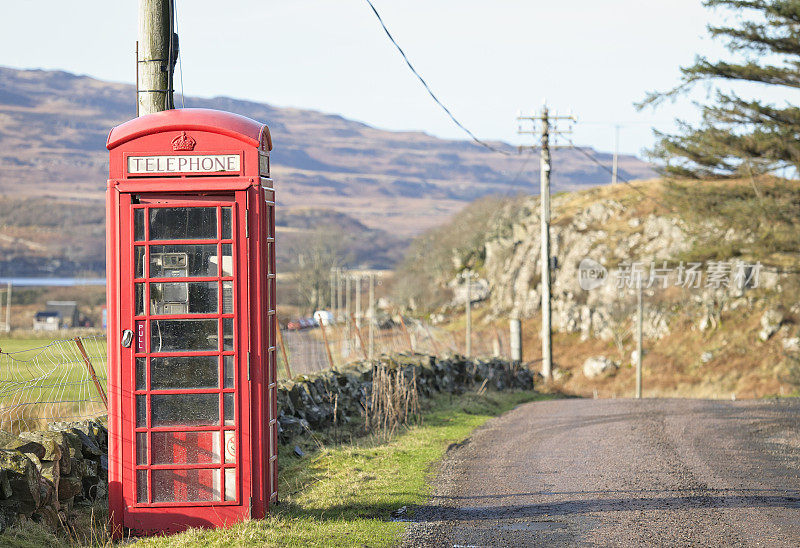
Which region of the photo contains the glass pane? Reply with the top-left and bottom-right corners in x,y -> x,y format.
136,432 -> 148,465
136,395 -> 147,427
135,283 -> 145,316
150,319 -> 217,352
152,431 -> 221,464
135,246 -> 145,278
224,431 -> 235,464
150,282 -> 218,315
222,281 -> 233,314
221,207 -> 232,239
225,468 -> 235,501
149,207 -> 217,240
149,244 -> 218,278
223,319 -> 234,351
151,393 -> 220,427
134,209 -> 145,241
151,356 -> 218,390
152,468 -> 221,503
221,244 -> 233,276
137,469 -> 148,503
223,356 -> 234,388
136,357 -> 146,390
224,393 -> 234,426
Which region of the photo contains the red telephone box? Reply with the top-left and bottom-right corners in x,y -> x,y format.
105,109 -> 277,536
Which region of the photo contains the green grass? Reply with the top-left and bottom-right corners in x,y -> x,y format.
128,390 -> 551,548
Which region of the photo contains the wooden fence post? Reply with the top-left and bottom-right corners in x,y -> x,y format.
276,327 -> 293,379
350,313 -> 369,360
398,315 -> 414,351
318,321 -> 336,370
74,337 -> 108,409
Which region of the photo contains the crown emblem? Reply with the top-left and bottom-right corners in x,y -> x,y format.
171,131 -> 196,151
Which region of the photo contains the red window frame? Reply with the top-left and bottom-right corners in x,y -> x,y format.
119,193 -> 251,512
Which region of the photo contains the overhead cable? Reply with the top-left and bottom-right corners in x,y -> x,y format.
363,0 -> 511,156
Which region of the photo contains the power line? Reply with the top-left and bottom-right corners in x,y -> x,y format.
564,136 -> 675,212
509,149 -> 537,185
363,0 -> 511,156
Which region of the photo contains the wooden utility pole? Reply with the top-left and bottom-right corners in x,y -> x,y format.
517,104 -> 575,381
138,0 -> 175,115
337,269 -> 344,323
354,274 -> 362,328
345,274 -> 351,341
539,108 -> 552,379
636,280 -> 643,399
368,273 -> 375,360
464,271 -> 472,358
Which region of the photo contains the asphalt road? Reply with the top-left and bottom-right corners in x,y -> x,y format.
402,398 -> 800,547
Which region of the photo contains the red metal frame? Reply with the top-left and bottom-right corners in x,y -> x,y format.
106,109 -> 275,537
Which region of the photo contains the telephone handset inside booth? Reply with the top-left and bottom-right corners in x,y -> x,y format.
150,253 -> 189,315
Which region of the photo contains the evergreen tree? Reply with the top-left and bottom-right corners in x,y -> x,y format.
641,0 -> 800,178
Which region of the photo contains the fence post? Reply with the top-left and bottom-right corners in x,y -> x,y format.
276,327 -> 293,379
74,337 -> 108,409
350,313 -> 369,360
424,324 -> 442,356
492,327 -> 502,358
510,316 -> 522,362
318,321 -> 336,370
398,315 -> 414,352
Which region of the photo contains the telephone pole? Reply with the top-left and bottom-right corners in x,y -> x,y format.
368,273 -> 375,360
517,103 -> 575,381
464,271 -> 472,358
138,0 -> 177,115
636,279 -> 643,399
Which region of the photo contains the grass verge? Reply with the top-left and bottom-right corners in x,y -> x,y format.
126,390 -> 549,547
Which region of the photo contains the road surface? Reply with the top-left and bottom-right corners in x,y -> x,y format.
402,398 -> 800,547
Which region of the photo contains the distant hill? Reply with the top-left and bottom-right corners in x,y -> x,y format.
0,66 -> 655,275
0,66 -> 655,237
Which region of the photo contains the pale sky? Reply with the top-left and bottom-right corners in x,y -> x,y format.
0,1 -> 790,157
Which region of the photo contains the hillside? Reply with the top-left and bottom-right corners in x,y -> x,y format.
394,177 -> 800,398
0,66 -> 654,239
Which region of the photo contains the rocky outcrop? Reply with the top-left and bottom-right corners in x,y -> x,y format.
479,195 -> 692,341
759,308 -> 784,341
582,356 -> 618,379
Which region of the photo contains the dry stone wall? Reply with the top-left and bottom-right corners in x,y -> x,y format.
0,354 -> 535,534
0,419 -> 107,533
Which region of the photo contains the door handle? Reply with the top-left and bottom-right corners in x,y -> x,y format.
121,329 -> 134,348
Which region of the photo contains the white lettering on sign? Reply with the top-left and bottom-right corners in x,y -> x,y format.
127,154 -> 241,175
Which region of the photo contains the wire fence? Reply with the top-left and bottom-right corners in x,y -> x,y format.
0,319 -> 506,432
277,317 -> 511,379
0,336 -> 108,433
